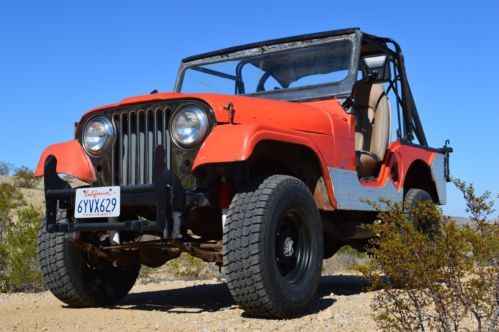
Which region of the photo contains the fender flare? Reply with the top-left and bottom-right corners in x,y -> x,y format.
192,123 -> 337,208
34,140 -> 96,184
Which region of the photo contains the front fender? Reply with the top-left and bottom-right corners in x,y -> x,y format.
34,140 -> 96,184
193,123 -> 337,209
193,123 -> 329,169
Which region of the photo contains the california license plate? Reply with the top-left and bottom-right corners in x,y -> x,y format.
74,186 -> 120,218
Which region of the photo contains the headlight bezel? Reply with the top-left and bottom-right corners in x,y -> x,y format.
170,104 -> 210,150
82,115 -> 115,156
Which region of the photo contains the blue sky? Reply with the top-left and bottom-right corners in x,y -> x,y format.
0,1 -> 498,217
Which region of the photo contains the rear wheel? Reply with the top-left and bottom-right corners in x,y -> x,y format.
37,210 -> 140,307
404,188 -> 438,234
223,175 -> 323,318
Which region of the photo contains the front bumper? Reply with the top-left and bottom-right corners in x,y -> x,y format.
44,146 -> 176,237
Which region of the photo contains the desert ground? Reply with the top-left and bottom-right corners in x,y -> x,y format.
0,274 -> 377,332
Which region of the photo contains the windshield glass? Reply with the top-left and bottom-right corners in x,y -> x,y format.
178,35 -> 357,101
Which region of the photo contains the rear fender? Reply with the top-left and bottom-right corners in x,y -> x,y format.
34,140 -> 96,184
193,123 -> 337,209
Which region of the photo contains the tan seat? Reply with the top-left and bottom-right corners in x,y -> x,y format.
353,83 -> 391,178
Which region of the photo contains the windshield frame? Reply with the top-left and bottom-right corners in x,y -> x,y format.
174,30 -> 362,102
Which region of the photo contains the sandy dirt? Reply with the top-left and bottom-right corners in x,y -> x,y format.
0,275 -> 378,332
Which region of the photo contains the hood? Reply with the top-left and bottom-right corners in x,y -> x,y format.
82,92 -> 345,135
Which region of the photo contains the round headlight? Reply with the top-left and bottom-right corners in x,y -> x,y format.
171,105 -> 209,148
82,116 -> 114,155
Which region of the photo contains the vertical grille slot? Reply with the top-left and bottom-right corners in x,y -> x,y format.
114,105 -> 171,186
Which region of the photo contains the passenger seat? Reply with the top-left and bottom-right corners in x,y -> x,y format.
353,83 -> 391,178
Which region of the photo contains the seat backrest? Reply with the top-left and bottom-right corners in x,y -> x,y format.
353,83 -> 391,175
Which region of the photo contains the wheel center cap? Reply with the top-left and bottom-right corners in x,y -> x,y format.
283,237 -> 294,257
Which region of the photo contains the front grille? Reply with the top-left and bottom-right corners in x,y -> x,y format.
112,104 -> 171,185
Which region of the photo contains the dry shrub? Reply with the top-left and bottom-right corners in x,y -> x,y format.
166,253 -> 210,279
322,245 -> 369,274
0,183 -> 24,212
359,180 -> 498,332
0,183 -> 44,292
12,166 -> 39,189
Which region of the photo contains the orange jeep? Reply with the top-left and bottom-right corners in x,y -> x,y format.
35,28 -> 452,317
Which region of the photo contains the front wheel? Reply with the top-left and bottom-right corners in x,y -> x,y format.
223,175 -> 323,318
37,210 -> 140,307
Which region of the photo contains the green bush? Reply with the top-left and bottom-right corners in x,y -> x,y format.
166,253 -> 206,279
0,183 -> 24,257
0,183 -> 24,213
12,166 -> 39,189
359,180 -> 498,332
0,183 -> 44,292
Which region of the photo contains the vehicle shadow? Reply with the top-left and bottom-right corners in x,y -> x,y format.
115,274 -> 370,316
319,274 -> 370,296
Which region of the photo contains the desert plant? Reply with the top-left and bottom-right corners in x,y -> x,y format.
166,253 -> 207,279
0,161 -> 13,176
0,207 -> 44,292
322,245 -> 369,274
453,179 -> 499,331
0,183 -> 24,256
0,183 -> 44,292
12,166 -> 39,189
0,183 -> 24,213
359,181 -> 498,332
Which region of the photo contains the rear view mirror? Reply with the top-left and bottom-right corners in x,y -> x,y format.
362,55 -> 391,82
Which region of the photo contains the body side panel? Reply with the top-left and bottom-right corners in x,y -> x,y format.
329,141 -> 444,210
304,99 -> 356,170
431,154 -> 447,204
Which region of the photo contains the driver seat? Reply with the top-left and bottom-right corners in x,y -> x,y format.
353,83 -> 391,178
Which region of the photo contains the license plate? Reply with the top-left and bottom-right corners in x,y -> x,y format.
75,186 -> 120,218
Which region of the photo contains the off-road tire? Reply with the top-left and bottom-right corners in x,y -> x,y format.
404,188 -> 438,234
37,210 -> 140,307
223,175 -> 323,318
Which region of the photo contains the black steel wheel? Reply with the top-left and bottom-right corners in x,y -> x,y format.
223,175 -> 323,318
275,209 -> 313,281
